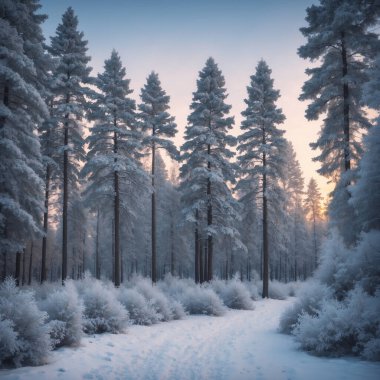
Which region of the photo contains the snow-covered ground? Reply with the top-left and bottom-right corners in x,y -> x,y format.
1,298 -> 379,380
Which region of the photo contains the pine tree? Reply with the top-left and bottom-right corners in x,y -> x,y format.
236,60 -> 286,298
180,57 -> 241,282
49,7 -> 92,283
82,50 -> 145,286
298,0 -> 379,243
0,0 -> 48,283
304,178 -> 324,269
138,72 -> 178,283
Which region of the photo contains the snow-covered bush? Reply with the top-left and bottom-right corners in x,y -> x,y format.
244,280 -> 260,300
76,277 -> 129,334
315,231 -> 353,299
286,281 -> 302,297
133,277 -> 174,321
210,279 -> 254,310
281,231 -> 380,360
279,281 -> 333,334
178,285 -> 226,316
352,230 -> 380,296
117,287 -> 160,325
293,286 -> 380,360
0,278 -> 51,368
38,281 -> 83,348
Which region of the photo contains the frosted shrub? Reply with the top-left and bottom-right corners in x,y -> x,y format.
117,287 -> 160,325
211,279 -> 254,310
134,277 -> 174,321
353,231 -> 380,295
179,286 -> 226,316
315,231 -> 353,298
0,278 -> 50,368
158,274 -> 194,299
244,281 -> 260,300
38,281 -> 83,348
77,278 -> 129,334
292,285 -> 380,360
279,280 -> 332,334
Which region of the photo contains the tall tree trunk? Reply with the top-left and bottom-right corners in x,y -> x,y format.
15,251 -> 21,286
194,210 -> 199,283
41,164 -> 50,283
151,140 -> 157,283
62,92 -> 70,285
95,208 -> 100,279
207,143 -> 213,281
1,85 -> 9,282
341,32 -> 350,173
82,230 -> 86,276
262,144 -> 269,298
114,123 -> 120,287
200,238 -> 204,283
312,210 -> 318,270
22,248 -> 26,285
28,242 -> 33,285
170,215 -> 175,276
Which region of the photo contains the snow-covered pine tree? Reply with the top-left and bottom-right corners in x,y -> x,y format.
180,57 -> 241,282
279,142 -> 310,281
82,50 -> 146,286
236,59 -> 286,297
0,0 -> 48,283
298,0 -> 379,244
49,7 -> 92,283
304,178 -> 324,269
138,72 -> 178,283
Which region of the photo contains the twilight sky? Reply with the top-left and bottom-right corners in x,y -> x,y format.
39,0 -> 330,198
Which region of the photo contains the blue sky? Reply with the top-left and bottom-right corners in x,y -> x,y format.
39,0 -> 329,197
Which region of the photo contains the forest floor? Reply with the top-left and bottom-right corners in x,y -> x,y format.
1,298 -> 379,380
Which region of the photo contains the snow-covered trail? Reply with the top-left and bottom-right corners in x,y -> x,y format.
1,299 -> 379,380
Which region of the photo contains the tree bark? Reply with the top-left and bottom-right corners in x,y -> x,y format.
262,132 -> 269,298
95,208 -> 100,279
15,251 -> 21,286
151,139 -> 157,283
28,242 -> 33,285
62,91 -> 70,285
341,32 -> 351,173
22,248 -> 26,285
194,210 -> 199,283
41,164 -> 50,283
207,143 -> 213,281
170,215 -> 175,276
114,124 -> 120,287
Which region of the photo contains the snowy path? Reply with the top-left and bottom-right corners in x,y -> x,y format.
1,299 -> 379,380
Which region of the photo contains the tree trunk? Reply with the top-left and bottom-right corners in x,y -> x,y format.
262,145 -> 269,298
1,85 -> 9,282
22,248 -> 26,285
194,210 -> 199,283
341,32 -> 350,173
207,143 -> 213,281
95,208 -> 100,279
114,123 -> 120,287
200,238 -> 204,283
151,140 -> 157,283
41,164 -> 50,283
170,216 -> 175,276
62,92 -> 70,285
28,242 -> 33,285
15,251 -> 21,286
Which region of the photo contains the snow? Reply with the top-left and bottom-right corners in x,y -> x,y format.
1,298 -> 379,380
